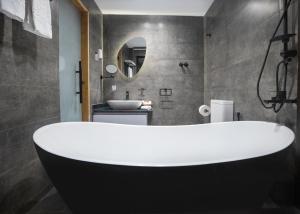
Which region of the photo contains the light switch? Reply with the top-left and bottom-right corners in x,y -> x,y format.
94,49 -> 103,61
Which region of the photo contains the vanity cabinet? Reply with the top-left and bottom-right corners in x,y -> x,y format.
93,113 -> 149,125
92,104 -> 152,125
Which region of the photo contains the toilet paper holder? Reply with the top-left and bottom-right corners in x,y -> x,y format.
199,105 -> 211,117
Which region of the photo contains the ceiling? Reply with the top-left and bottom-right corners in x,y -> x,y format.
95,0 -> 214,17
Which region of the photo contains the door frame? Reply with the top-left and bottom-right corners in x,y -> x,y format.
72,0 -> 90,121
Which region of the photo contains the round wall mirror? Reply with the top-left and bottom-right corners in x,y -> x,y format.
117,37 -> 146,79
106,64 -> 118,74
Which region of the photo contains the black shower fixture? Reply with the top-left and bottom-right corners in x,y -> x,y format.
179,62 -> 189,68
257,0 -> 297,113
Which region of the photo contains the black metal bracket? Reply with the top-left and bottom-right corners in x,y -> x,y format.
280,49 -> 297,59
100,75 -> 114,80
264,91 -> 297,104
75,61 -> 83,103
264,99 -> 297,104
270,33 -> 296,43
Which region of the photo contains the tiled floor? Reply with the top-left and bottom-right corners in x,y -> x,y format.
26,189 -> 71,214
26,189 -> 300,214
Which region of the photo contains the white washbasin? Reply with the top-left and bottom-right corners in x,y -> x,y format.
107,100 -> 143,110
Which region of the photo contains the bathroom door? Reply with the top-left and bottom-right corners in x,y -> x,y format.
59,0 -> 82,121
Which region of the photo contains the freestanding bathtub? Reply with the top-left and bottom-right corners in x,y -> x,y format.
33,121 -> 294,213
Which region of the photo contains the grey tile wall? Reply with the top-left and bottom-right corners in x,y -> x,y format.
103,15 -> 204,125
0,0 -> 60,213
204,0 -> 298,129
89,12 -> 103,106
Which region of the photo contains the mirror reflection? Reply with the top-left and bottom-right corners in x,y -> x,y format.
117,37 -> 146,79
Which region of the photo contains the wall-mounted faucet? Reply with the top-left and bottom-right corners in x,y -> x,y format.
126,91 -> 130,100
179,62 -> 189,69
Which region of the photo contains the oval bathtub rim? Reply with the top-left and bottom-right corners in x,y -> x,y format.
33,121 -> 295,168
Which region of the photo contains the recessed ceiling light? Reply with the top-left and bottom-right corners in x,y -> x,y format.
96,0 -> 215,17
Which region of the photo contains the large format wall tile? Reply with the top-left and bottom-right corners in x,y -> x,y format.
103,15 -> 204,125
204,0 -> 298,129
0,0 -> 60,213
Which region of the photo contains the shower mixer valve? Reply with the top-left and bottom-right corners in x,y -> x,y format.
264,91 -> 296,105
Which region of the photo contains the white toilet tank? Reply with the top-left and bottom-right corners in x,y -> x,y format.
210,100 -> 234,123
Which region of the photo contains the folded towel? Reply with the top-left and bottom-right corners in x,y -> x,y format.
128,67 -> 133,78
142,100 -> 152,106
23,0 -> 52,39
141,106 -> 152,111
0,0 -> 25,22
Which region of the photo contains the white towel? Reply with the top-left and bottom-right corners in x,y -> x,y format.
142,100 -> 152,106
141,106 -> 152,111
128,67 -> 133,78
0,0 -> 25,22
23,0 -> 52,39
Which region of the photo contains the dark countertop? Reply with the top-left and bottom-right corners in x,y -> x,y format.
92,103 -> 152,114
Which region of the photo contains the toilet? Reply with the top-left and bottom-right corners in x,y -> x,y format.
210,100 -> 234,123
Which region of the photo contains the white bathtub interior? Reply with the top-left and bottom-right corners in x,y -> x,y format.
33,121 -> 295,167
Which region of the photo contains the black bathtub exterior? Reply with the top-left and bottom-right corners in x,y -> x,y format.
35,145 -> 293,214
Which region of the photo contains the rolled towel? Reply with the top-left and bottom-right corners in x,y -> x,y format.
141,106 -> 152,111
23,0 -> 52,39
0,0 -> 25,22
128,67 -> 133,78
142,100 -> 152,106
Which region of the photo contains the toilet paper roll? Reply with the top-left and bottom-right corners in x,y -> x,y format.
199,105 -> 211,117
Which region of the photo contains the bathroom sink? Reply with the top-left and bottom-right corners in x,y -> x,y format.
107,100 -> 143,110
